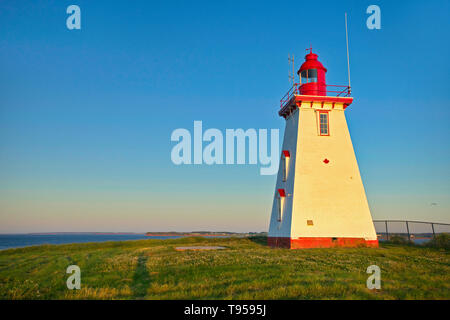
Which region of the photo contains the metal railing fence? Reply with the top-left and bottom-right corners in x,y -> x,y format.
373,220 -> 450,242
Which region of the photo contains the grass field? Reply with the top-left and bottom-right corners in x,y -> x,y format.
0,236 -> 449,300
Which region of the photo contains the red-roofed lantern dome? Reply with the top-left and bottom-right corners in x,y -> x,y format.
297,49 -> 327,96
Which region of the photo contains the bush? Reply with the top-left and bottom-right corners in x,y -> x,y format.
387,235 -> 410,245
427,233 -> 450,249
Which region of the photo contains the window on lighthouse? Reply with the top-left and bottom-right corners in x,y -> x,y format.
300,69 -> 318,84
277,196 -> 282,221
282,150 -> 290,182
277,189 -> 286,222
319,112 -> 329,136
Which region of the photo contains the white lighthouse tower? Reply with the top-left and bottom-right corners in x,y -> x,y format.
268,49 -> 378,248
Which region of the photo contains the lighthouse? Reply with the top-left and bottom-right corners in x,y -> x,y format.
268,49 -> 378,249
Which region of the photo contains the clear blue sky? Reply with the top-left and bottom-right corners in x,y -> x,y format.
0,0 -> 449,233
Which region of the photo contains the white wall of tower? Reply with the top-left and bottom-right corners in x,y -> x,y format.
268,101 -> 377,241
268,108 -> 299,238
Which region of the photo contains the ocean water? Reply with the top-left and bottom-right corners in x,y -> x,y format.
0,234 -> 182,250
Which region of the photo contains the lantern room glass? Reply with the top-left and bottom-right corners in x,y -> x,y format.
300,68 -> 318,84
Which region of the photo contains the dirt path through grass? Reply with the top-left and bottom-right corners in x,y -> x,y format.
131,255 -> 151,299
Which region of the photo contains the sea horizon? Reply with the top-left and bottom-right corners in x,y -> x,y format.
0,233 -> 183,250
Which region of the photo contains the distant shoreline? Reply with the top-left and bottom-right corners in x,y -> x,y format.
145,232 -> 267,237
0,233 -> 268,250
0,231 -> 266,236
0,234 -> 177,251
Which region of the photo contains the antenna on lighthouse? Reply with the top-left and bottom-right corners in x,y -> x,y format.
288,54 -> 295,85
345,12 -> 352,95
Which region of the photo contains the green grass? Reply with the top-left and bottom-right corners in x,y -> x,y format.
0,236 -> 449,299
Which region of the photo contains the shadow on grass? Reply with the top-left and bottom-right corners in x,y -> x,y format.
247,236 -> 268,247
131,255 -> 151,299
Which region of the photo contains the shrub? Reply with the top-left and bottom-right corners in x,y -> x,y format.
387,235 -> 410,245
427,233 -> 450,249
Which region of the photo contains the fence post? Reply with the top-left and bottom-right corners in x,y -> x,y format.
406,221 -> 410,241
431,223 -> 435,238
385,220 -> 389,241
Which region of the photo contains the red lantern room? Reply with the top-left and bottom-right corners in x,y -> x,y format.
297,49 -> 327,96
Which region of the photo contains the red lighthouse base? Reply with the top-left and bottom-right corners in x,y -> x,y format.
267,237 -> 379,249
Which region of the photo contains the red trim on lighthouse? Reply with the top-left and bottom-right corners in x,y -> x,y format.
282,150 -> 290,157
277,189 -> 286,197
268,237 -> 379,249
279,95 -> 353,118
293,95 -> 353,105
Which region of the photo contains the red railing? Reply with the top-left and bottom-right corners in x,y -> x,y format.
326,84 -> 352,97
280,83 -> 351,108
